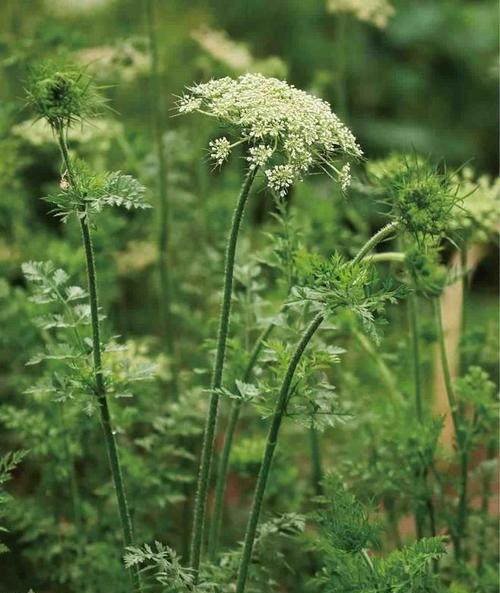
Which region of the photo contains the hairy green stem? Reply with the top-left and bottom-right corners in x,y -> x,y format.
57,127 -> 142,592
235,312 -> 324,593
235,221 -> 402,592
353,221 -> 400,265
433,297 -> 467,559
208,321 -> 275,559
145,0 -> 172,351
190,167 -> 258,575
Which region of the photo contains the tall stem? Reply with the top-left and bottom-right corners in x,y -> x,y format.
433,297 -> 467,559
334,14 -> 348,118
308,424 -> 323,496
235,220 -> 402,593
236,312 -> 324,593
145,0 -> 172,351
408,294 -> 423,422
208,321 -> 275,559
190,167 -> 258,575
57,127 -> 142,592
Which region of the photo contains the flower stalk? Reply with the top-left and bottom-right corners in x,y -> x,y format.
208,320 -> 275,559
235,221 -> 401,593
433,297 -> 468,559
145,0 -> 173,354
56,126 -> 142,592
190,166 -> 258,575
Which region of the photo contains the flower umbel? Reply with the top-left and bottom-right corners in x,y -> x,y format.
178,73 -> 362,194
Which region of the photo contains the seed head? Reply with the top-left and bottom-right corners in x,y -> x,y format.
178,73 -> 362,195
25,61 -> 106,130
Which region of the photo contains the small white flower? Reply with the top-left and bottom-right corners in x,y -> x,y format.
265,165 -> 296,198
339,163 -> 352,192
178,95 -> 203,114
209,136 -> 231,166
246,144 -> 274,170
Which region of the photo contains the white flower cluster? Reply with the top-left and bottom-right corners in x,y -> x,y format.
178,73 -> 362,195
339,163 -> 352,192
209,136 -> 231,166
327,0 -> 394,29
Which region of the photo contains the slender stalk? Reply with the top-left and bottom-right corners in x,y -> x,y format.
353,221 -> 400,265
208,321 -> 275,559
235,221 -> 402,593
190,167 -> 258,575
57,127 -> 142,592
408,294 -> 423,422
433,297 -> 467,560
145,0 -> 172,351
369,251 -> 406,263
353,329 -> 403,405
308,424 -> 323,496
334,13 -> 348,118
477,441 -> 496,571
236,312 -> 324,593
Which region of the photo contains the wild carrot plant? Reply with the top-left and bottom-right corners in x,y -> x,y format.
178,73 -> 361,575
25,62 -> 151,591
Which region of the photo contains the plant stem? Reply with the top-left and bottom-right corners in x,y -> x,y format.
145,0 -> 172,352
308,424 -> 323,496
433,297 -> 467,560
234,221 -> 401,593
353,221 -> 400,265
408,293 -> 423,422
334,13 -> 348,118
353,329 -> 403,405
190,167 -> 258,575
57,127 -> 142,592
369,251 -> 406,263
236,312 -> 324,593
208,321 -> 275,559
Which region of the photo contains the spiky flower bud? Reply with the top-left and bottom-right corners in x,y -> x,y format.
178,73 -> 362,195
368,154 -> 461,239
25,61 -> 106,130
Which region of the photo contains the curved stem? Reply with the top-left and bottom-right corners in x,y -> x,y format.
57,127 -> 142,592
190,167 -> 258,575
236,312 -> 324,593
208,321 -> 275,559
352,221 -> 400,265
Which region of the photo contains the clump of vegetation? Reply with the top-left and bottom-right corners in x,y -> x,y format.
0,2 -> 497,593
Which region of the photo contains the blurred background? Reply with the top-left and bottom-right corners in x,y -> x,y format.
0,1 -> 498,591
